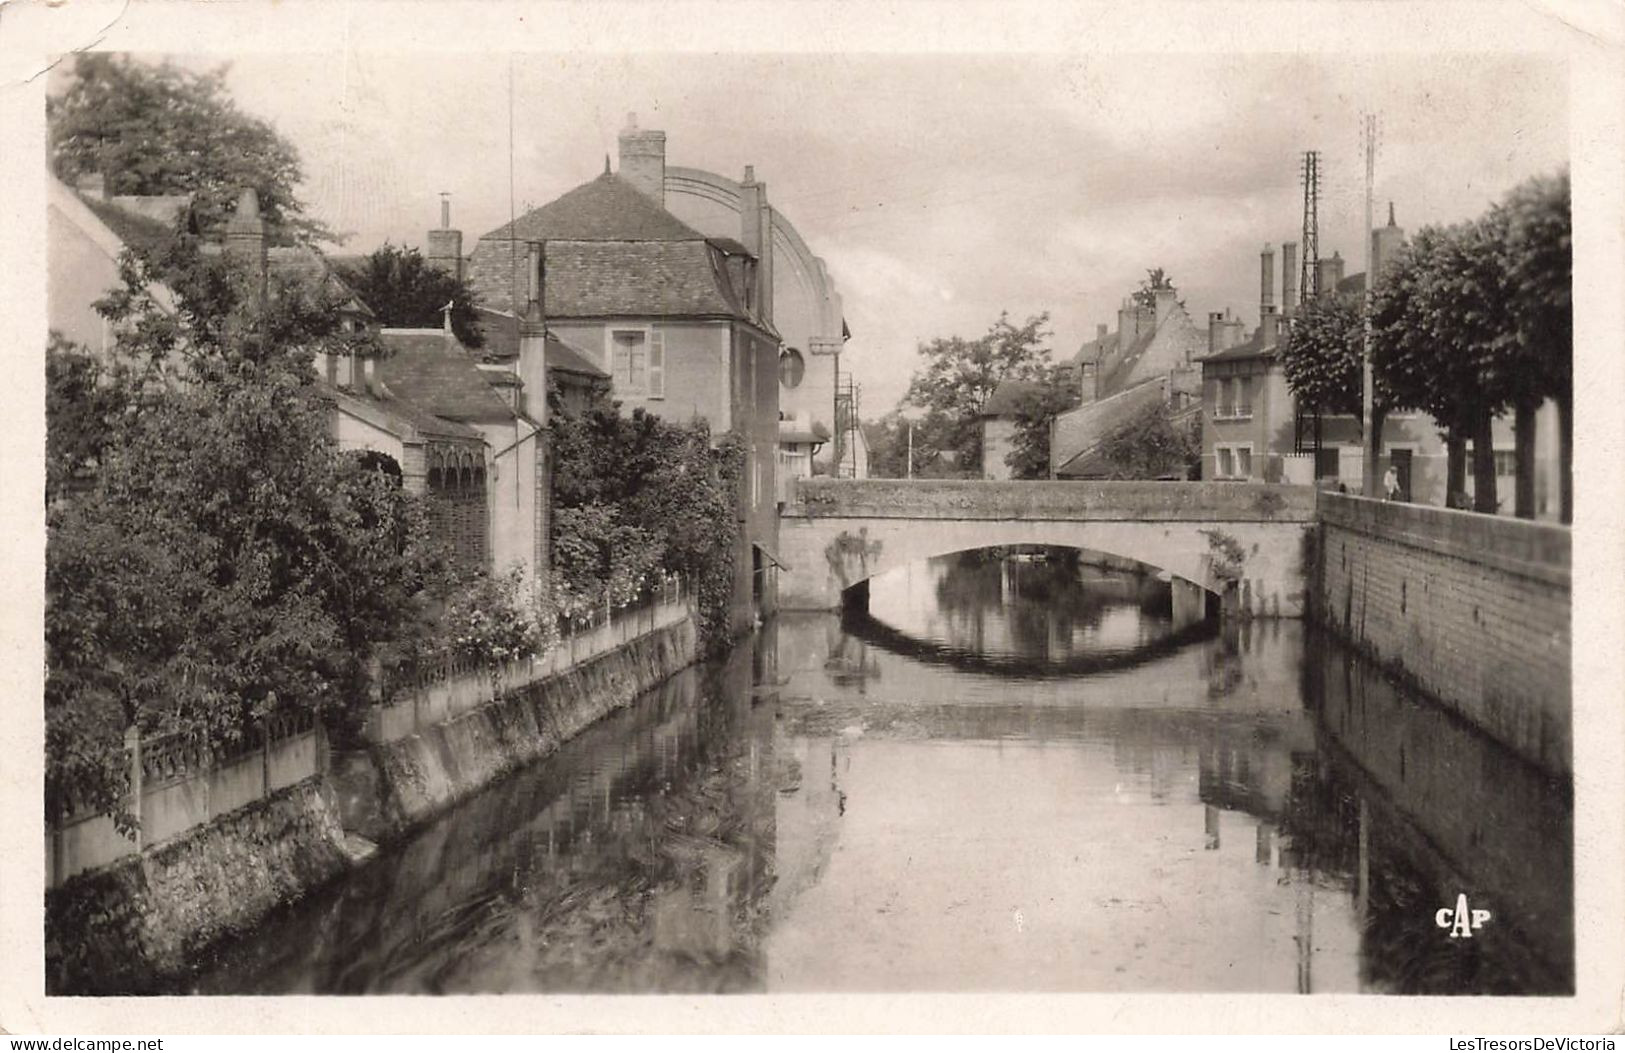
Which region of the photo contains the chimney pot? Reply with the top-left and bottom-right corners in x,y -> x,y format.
439,192 -> 451,230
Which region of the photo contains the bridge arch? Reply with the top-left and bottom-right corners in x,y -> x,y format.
777,479 -> 1316,619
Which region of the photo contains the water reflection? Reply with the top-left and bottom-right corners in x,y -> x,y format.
187,563 -> 1572,995
865,549 -> 1204,670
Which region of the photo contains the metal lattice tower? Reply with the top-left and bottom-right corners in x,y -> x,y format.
1299,150 -> 1321,302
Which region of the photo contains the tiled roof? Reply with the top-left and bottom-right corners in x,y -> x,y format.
546,335 -> 610,378
472,308 -> 610,378
1202,330 -> 1277,364
315,380 -> 484,442
375,329 -> 516,424
481,173 -> 704,242
545,240 -> 749,319
1052,376 -> 1168,475
1098,327 -> 1158,396
1070,331 -> 1118,368
980,378 -> 1050,418
77,193 -> 177,259
1058,399 -> 1200,479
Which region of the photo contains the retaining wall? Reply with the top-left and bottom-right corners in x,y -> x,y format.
342,617 -> 699,841
45,778 -> 350,995
1313,492 -> 1571,775
47,612 -> 701,993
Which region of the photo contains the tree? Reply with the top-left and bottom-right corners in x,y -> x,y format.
337,245 -> 485,349
1130,268 -> 1183,311
902,311 -> 1053,469
1005,364 -> 1082,479
1374,221 -> 1509,513
49,54 -> 331,244
45,334 -> 131,503
1094,400 -> 1200,480
1280,287 -> 1405,491
1492,170 -> 1571,521
46,245 -> 445,826
548,392 -> 742,651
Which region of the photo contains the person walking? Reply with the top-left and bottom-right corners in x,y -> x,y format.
1383,464 -> 1401,501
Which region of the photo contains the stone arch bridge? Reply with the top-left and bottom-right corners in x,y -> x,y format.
777,479 -> 1318,618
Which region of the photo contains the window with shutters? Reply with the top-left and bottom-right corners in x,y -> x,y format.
606,327 -> 663,398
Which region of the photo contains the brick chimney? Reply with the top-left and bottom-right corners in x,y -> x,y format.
1117,297 -> 1144,346
224,187 -> 267,304
1281,241 -> 1299,316
617,113 -> 666,206
739,166 -> 774,325
1208,308 -> 1245,355
1096,323 -> 1108,342
1153,286 -> 1178,324
520,241 -> 547,423
1315,250 -> 1345,296
427,192 -> 464,281
1260,243 -> 1275,320
1260,303 -> 1280,347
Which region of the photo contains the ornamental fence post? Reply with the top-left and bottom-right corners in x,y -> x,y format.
125,724 -> 143,851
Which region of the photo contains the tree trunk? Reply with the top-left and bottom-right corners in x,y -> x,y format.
1472,409 -> 1498,514
1513,398 -> 1537,519
1363,408 -> 1386,498
1558,392 -> 1572,525
1446,432 -> 1467,509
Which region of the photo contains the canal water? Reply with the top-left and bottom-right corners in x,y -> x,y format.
188,550 -> 1573,995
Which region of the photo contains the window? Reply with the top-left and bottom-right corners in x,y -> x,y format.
1215,443 -> 1253,480
607,328 -> 664,398
1494,449 -> 1517,478
779,348 -> 806,389
1215,377 -> 1251,419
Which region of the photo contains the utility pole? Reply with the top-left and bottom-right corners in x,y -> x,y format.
1360,114 -> 1380,498
906,420 -> 914,480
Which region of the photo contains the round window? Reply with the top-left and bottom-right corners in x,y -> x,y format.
779,348 -> 806,389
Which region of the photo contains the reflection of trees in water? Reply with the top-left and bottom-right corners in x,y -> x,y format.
930,548 -> 1170,659
190,650 -> 781,995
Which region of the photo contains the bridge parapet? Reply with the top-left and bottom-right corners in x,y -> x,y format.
788,478 -> 1316,523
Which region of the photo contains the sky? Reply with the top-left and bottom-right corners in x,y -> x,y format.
103,50 -> 1566,413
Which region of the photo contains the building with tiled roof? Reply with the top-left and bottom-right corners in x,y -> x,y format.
652,118 -> 861,479
1200,237 -> 1450,505
448,124 -> 788,625
47,175 -> 181,362
1048,284 -> 1205,478
978,378 -> 1049,479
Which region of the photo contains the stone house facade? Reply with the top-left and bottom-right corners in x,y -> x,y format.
459,162 -> 784,626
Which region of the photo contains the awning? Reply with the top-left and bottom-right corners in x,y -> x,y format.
753,543 -> 792,572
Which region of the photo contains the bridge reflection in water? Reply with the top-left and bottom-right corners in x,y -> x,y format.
186,553 -> 1572,996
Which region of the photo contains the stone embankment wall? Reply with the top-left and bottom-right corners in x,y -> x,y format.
340,618 -> 697,841
1313,492 -> 1570,775
45,779 -> 351,994
46,616 -> 700,994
